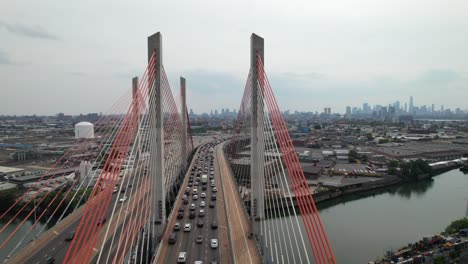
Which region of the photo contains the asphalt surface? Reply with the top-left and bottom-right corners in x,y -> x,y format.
162,143 -> 221,263
13,169 -> 146,264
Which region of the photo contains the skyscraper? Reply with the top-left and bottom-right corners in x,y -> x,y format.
409,96 -> 414,114
346,106 -> 351,116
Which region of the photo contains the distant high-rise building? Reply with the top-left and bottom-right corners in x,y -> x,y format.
409,96 -> 414,114
363,103 -> 369,113
404,103 -> 408,112
431,104 -> 435,113
346,106 -> 351,116
324,107 -> 331,115
441,105 -> 444,112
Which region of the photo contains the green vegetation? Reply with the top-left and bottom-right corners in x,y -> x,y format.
348,149 -> 358,163
0,189 -> 20,213
387,159 -> 432,180
313,124 -> 321,130
433,256 -> 445,264
399,159 -> 432,180
444,217 -> 468,235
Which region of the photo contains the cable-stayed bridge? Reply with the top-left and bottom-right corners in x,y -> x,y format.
0,32 -> 335,264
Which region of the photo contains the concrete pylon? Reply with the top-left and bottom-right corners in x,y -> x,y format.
148,32 -> 165,245
180,77 -> 187,169
250,33 -> 265,249
132,77 -> 142,166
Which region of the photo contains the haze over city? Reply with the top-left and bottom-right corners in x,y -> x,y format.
1,0 -> 468,116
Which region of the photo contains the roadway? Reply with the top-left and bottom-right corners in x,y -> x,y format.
9,168 -> 149,264
158,141 -> 231,263
215,141 -> 261,264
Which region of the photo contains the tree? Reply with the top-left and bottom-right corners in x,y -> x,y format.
348,150 -> 358,163
444,217 -> 468,234
313,124 -> 321,130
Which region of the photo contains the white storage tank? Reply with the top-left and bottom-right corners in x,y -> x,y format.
75,122 -> 94,139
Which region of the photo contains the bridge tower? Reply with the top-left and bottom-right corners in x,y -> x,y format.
250,33 -> 265,252
180,77 -> 187,169
148,32 -> 165,247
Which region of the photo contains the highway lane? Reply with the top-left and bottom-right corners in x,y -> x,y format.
162,142 -> 221,263
11,166 -> 146,264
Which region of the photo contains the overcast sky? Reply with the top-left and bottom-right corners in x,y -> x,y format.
1,0 -> 468,115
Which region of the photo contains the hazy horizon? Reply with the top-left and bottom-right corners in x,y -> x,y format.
1,0 -> 468,116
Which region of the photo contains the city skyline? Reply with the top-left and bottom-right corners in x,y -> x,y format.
1,1 -> 468,115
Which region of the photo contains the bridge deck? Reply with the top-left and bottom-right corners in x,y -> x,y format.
216,142 -> 261,264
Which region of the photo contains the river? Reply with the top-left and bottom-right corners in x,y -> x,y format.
267,169 -> 468,263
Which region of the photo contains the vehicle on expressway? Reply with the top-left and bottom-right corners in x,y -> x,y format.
201,192 -> 206,198
210,239 -> 218,249
197,220 -> 204,227
184,223 -> 191,232
174,222 -> 181,231
211,222 -> 218,229
201,174 -> 208,184
177,252 -> 187,263
169,233 -> 177,244
65,231 -> 76,241
199,209 -> 205,217
46,256 -> 55,264
119,196 -> 127,203
196,235 -> 203,244
193,194 -> 199,200
200,201 -> 206,207
97,217 -> 106,225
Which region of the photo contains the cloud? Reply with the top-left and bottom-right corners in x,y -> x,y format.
411,69 -> 461,87
67,72 -> 87,77
0,20 -> 58,40
0,50 -> 12,64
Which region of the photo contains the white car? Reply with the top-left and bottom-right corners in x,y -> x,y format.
119,196 -> 127,203
210,238 -> 218,248
177,252 -> 187,263
200,201 -> 206,207
184,223 -> 192,232
193,195 -> 199,200
200,192 -> 206,198
212,187 -> 217,192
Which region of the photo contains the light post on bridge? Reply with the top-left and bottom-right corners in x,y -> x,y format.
242,249 -> 246,263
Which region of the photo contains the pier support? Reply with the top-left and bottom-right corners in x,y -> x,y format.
148,32 -> 165,246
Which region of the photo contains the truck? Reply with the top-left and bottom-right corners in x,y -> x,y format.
201,174 -> 208,185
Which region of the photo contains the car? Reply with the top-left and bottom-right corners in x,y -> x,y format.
113,187 -> 118,193
200,192 -> 206,198
211,194 -> 216,201
177,252 -> 187,263
174,222 -> 181,231
211,261 -> 218,264
196,235 -> 203,244
119,196 -> 128,203
210,239 -> 218,248
193,195 -> 199,200
210,175 -> 214,180
190,203 -> 196,211
211,222 -> 218,229
65,231 -> 76,241
188,182 -> 193,187
209,202 -> 215,208
197,219 -> 204,227
168,233 -> 177,244
194,261 -> 203,264
177,212 -> 184,219
192,189 -> 198,195
200,201 -> 206,207
97,217 -> 106,225
201,185 -> 207,191
46,256 -> 55,264
183,198 -> 189,205
184,223 -> 191,232
189,211 -> 196,219
194,182 -> 199,186
212,187 -> 217,192
210,182 -> 215,187
182,194 -> 187,200
199,209 -> 205,217
120,188 -> 126,193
